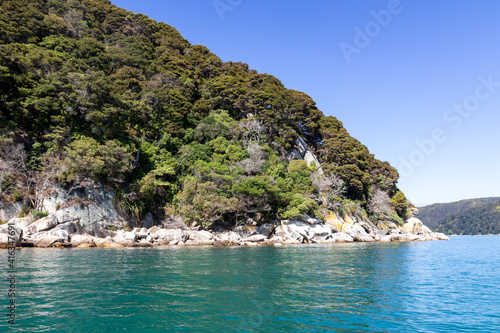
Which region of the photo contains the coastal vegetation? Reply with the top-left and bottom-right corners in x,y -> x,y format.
0,0 -> 410,229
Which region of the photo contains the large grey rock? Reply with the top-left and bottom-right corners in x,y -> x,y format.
233,225 -> 258,238
124,232 -> 137,242
275,224 -> 304,243
53,221 -> 82,234
11,217 -> 34,230
112,230 -> 137,246
134,227 -> 148,240
0,201 -> 24,222
47,229 -> 70,243
94,236 -> 122,247
310,224 -> 332,238
257,223 -> 275,237
380,234 -> 409,242
407,234 -> 424,241
244,234 -> 266,243
344,223 -> 374,242
54,209 -> 78,224
185,230 -> 214,245
34,235 -> 60,248
155,229 -> 183,244
70,234 -> 96,247
147,226 -> 161,235
358,220 -> 379,237
27,215 -> 58,234
135,239 -> 153,247
161,215 -> 187,230
432,232 -> 451,241
41,183 -> 124,237
329,232 -> 354,243
0,223 -> 23,247
267,235 -> 284,244
141,213 -> 155,228
215,231 -> 242,245
31,228 -> 69,247
380,234 -> 394,242
283,221 -> 314,242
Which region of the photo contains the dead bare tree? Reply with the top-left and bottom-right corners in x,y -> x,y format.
239,118 -> 264,145
367,188 -> 392,217
312,172 -> 345,209
0,138 -> 27,199
237,143 -> 265,175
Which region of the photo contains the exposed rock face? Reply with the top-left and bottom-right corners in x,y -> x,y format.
185,230 -> 214,245
233,225 -> 258,238
40,183 -> 126,237
0,201 -> 24,222
244,234 -> 267,243
27,215 -> 59,234
70,234 -> 96,247
141,213 -> 155,228
0,223 -> 23,247
257,223 -> 275,237
331,232 -> 355,242
12,217 -> 34,230
216,231 -> 242,246
154,229 -> 184,245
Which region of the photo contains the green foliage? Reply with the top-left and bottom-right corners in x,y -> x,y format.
391,190 -> 408,219
281,193 -> 318,220
59,137 -> 132,183
0,0 -> 409,228
13,191 -> 22,202
390,212 -> 405,226
114,188 -> 145,219
31,210 -> 48,219
287,160 -> 310,174
18,206 -> 31,218
177,176 -> 237,227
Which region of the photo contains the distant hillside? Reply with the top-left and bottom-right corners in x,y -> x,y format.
418,198 -> 500,235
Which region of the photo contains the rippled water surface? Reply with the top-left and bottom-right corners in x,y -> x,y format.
1,236 -> 499,332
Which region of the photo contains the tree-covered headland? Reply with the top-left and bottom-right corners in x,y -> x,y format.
0,0 -> 412,229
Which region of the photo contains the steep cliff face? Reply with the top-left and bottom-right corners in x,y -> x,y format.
40,184 -> 124,237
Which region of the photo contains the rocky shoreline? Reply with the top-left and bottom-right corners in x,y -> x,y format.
0,184 -> 450,249
1,214 -> 450,249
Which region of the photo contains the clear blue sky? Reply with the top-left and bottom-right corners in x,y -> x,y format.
112,0 -> 500,206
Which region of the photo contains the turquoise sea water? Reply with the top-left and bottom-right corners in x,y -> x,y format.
1,236 -> 499,332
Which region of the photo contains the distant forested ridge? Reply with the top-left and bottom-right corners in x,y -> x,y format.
0,0 -> 411,228
418,198 -> 500,235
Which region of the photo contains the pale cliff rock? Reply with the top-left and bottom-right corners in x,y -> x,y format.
41,183 -> 126,237
0,224 -> 23,247
0,192 -> 450,248
0,202 -> 24,222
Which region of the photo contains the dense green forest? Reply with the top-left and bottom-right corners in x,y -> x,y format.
418,198 -> 500,235
0,0 -> 410,228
